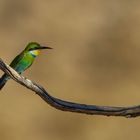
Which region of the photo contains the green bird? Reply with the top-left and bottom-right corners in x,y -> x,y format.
0,42 -> 52,90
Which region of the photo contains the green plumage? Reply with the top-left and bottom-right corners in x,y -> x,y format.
10,50 -> 35,73
0,42 -> 52,90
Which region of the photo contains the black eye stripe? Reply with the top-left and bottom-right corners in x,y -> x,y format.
29,48 -> 37,51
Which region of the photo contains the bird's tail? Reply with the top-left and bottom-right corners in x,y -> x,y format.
0,74 -> 8,90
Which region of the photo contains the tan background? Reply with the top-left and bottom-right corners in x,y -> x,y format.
0,0 -> 140,140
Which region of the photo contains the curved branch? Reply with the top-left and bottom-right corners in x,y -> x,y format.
0,58 -> 140,118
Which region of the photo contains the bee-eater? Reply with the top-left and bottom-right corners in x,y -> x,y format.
0,42 -> 52,90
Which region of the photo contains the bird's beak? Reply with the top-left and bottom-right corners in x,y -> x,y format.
39,46 -> 53,50
34,46 -> 53,50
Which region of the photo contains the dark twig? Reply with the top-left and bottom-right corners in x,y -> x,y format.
0,58 -> 140,118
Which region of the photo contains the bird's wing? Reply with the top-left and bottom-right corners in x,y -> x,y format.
10,52 -> 33,74
10,53 -> 24,69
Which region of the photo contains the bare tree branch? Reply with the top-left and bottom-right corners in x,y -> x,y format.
0,58 -> 140,118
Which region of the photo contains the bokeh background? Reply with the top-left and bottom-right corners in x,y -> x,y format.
0,0 -> 140,140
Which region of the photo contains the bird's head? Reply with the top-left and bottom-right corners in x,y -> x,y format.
25,42 -> 52,57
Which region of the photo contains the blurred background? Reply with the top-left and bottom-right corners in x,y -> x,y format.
0,0 -> 140,140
